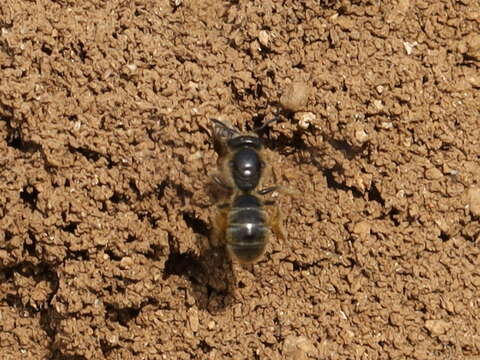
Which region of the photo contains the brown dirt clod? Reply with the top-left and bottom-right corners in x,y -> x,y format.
280,81 -> 311,113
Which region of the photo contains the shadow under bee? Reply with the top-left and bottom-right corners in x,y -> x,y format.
164,216 -> 238,314
193,244 -> 237,313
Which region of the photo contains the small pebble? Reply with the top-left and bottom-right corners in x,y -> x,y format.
283,335 -> 316,360
119,256 -> 133,269
207,320 -> 216,330
467,187 -> 480,216
397,0 -> 410,13
373,99 -> 383,110
464,33 -> 480,58
403,41 -> 418,55
425,167 -> 442,180
258,30 -> 269,47
126,63 -> 137,72
280,81 -> 311,112
353,221 -> 371,236
296,112 -> 316,129
355,129 -> 369,143
188,308 -> 199,332
464,72 -> 480,88
425,319 -> 450,336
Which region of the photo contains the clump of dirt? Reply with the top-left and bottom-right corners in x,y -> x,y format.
1,0 -> 480,359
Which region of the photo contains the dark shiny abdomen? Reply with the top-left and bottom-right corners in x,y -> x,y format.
226,194 -> 268,263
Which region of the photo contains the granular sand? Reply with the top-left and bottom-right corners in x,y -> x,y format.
1,0 -> 480,359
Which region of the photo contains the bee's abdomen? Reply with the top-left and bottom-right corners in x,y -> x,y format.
226,195 -> 268,263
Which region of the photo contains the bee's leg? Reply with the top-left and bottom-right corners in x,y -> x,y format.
209,171 -> 233,203
271,203 -> 286,242
258,186 -> 279,195
212,152 -> 235,188
211,203 -> 229,247
257,152 -> 301,198
258,185 -> 300,198
252,112 -> 281,132
212,173 -> 231,189
264,200 -> 286,242
257,149 -> 274,190
279,185 -> 301,197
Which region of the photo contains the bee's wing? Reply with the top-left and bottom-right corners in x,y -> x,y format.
210,118 -> 239,142
269,202 -> 286,242
210,118 -> 239,159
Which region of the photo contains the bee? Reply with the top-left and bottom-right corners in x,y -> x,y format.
210,118 -> 286,264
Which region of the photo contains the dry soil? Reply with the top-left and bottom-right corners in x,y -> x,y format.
1,0 -> 480,359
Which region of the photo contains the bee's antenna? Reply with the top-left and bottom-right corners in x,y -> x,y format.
253,109 -> 281,133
